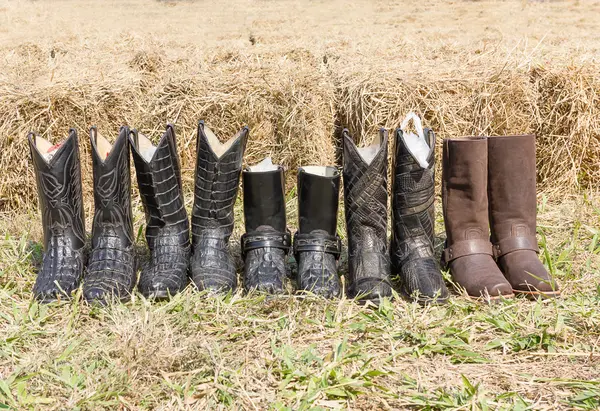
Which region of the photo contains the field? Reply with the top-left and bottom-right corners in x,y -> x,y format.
1,0 -> 599,409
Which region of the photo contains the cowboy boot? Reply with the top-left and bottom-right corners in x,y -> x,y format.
190,121 -> 248,292
488,135 -> 560,298
129,124 -> 189,299
441,137 -> 513,300
343,128 -> 393,302
28,129 -> 86,302
391,128 -> 448,305
83,126 -> 136,303
241,158 -> 291,294
294,166 -> 342,298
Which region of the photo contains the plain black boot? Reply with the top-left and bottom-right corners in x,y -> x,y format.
84,126 -> 136,303
343,128 -> 393,303
129,124 -> 189,299
241,158 -> 291,294
390,127 -> 448,305
190,121 -> 248,292
294,166 -> 342,298
28,129 -> 86,302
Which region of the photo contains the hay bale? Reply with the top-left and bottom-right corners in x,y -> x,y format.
334,65 -> 600,193
0,55 -> 336,212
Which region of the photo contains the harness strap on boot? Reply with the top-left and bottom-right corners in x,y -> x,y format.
293,232 -> 342,260
442,239 -> 493,267
492,235 -> 539,259
241,230 -> 291,259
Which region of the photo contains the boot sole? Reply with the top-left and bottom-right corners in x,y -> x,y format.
513,289 -> 561,299
468,293 -> 514,303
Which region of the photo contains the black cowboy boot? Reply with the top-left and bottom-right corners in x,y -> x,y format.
129,124 -> 189,299
241,158 -> 291,294
390,128 -> 448,305
343,128 -> 393,303
83,126 -> 136,303
294,166 -> 342,298
28,129 -> 86,302
190,121 -> 248,292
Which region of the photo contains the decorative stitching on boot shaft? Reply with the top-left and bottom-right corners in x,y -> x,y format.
29,130 -> 86,302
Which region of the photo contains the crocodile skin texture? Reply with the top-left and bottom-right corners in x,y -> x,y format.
130,125 -> 189,299
342,129 -> 393,302
190,122 -> 248,292
391,129 -> 448,305
242,227 -> 291,294
28,129 -> 86,302
294,230 -> 342,298
83,127 -> 136,303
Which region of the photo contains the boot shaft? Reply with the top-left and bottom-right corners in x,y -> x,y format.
242,159 -> 287,232
442,137 -> 490,244
342,128 -> 389,254
487,134 -> 538,242
297,166 -> 340,235
191,121 -> 248,240
28,129 -> 86,251
90,126 -> 134,247
391,128 -> 436,242
129,124 -> 189,249
392,128 -> 436,216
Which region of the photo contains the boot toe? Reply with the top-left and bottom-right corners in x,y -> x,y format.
139,275 -> 185,300
400,260 -> 449,305
251,281 -> 286,295
298,282 -> 341,299
33,283 -> 74,303
83,286 -> 109,304
475,282 -> 514,301
351,279 -> 393,303
84,284 -> 131,304
513,279 -> 560,298
499,252 -> 560,298
194,275 -> 236,293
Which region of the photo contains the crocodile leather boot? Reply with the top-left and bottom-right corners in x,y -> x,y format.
391,128 -> 448,305
441,137 -> 513,300
241,158 -> 291,294
28,129 -> 86,302
190,121 -> 248,292
294,166 -> 342,298
342,128 -> 393,303
130,124 -> 189,299
83,126 -> 136,303
488,135 -> 560,298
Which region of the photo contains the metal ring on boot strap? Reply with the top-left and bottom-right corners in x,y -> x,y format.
493,235 -> 539,259
442,239 -> 493,265
241,230 -> 291,259
293,232 -> 342,260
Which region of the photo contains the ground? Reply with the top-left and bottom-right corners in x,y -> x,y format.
0,0 -> 599,409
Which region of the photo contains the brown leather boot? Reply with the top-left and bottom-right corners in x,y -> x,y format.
488,135 -> 560,298
442,137 -> 513,300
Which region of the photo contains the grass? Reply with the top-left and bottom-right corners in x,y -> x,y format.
1,193 -> 599,410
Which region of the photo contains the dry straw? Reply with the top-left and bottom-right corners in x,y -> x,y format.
1,52 -> 599,212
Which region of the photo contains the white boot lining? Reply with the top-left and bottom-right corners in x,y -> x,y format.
300,165 -> 336,177
248,157 -> 279,172
204,125 -> 239,158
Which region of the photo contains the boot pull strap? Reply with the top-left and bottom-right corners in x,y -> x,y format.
293,232 -> 342,260
493,236 -> 539,259
241,230 -> 291,260
130,129 -> 139,149
442,239 -> 493,266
